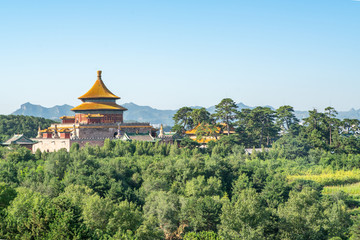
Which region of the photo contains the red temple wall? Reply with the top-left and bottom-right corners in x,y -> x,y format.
75,113 -> 123,124
43,133 -> 52,138
62,119 -> 75,124
60,132 -> 71,139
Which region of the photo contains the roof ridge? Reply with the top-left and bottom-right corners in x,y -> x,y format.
78,71 -> 120,100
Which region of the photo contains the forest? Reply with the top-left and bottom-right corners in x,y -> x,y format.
0,115 -> 55,142
1,99 -> 360,239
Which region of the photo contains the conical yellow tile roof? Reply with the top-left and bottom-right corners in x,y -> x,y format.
71,102 -> 127,111
78,71 -> 120,100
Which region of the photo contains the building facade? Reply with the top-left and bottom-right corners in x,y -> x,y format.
32,71 -> 157,152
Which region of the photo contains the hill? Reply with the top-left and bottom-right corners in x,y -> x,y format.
122,102 -> 177,125
12,102 -> 73,121
0,115 -> 55,141
11,102 -> 360,125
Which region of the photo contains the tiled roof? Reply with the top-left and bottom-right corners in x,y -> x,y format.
185,123 -> 235,135
2,134 -> 36,145
60,116 -> 75,119
58,128 -> 71,133
185,123 -> 235,143
122,133 -> 155,142
71,102 -> 127,111
40,129 -> 53,133
78,71 -> 120,100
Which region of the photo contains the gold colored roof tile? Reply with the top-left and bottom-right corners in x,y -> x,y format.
71,102 -> 127,111
60,116 -> 75,119
58,128 -> 71,133
78,71 -> 120,99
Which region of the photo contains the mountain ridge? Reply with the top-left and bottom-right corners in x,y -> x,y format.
10,102 -> 360,126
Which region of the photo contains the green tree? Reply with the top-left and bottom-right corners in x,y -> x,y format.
276,105 -> 299,133
322,194 -> 351,239
191,108 -> 211,126
242,107 -> 278,147
3,188 -> 55,239
195,123 -> 221,142
278,187 -> 325,239
0,182 -> 16,210
181,196 -> 222,232
219,188 -> 269,240
303,109 -> 328,149
173,107 -> 194,134
325,106 -> 338,146
213,98 -> 239,136
143,191 -> 181,239
341,118 -> 360,135
183,231 -> 222,240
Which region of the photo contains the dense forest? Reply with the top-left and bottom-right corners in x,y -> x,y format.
0,115 -> 55,142
1,140 -> 360,239
174,99 -> 360,155
1,99 -> 360,239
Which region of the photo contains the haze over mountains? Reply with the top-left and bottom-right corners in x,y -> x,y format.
11,102 -> 360,126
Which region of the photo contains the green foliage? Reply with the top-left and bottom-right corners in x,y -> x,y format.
181,196 -> 222,233
183,231 -> 222,240
1,133 -> 360,239
219,188 -> 270,240
0,182 -> 16,210
276,105 -> 299,133
173,107 -> 195,134
212,98 -> 239,136
278,187 -> 351,239
0,115 -> 55,140
288,170 -> 360,186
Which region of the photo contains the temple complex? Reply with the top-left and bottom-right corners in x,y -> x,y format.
185,123 -> 235,144
32,71 -> 158,152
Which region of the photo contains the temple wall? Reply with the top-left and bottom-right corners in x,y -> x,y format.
78,127 -> 118,139
70,139 -> 106,148
32,138 -> 71,152
75,113 -> 123,124
120,126 -> 152,134
32,124 -> 155,153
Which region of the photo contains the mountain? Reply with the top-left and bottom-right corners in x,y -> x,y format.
11,102 -> 360,126
11,102 -> 178,125
122,102 -> 177,125
12,102 -> 74,121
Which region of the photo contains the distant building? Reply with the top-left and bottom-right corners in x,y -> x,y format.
185,123 -> 235,144
2,134 -> 36,150
32,71 -> 157,152
157,124 -> 179,143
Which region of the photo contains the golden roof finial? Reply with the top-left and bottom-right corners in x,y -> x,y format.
77,70 -> 120,100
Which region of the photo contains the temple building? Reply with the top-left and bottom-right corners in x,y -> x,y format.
2,134 -> 36,150
185,123 -> 235,144
32,70 -> 157,152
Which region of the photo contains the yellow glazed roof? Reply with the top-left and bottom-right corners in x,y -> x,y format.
60,116 -> 75,119
71,102 -> 128,111
58,128 -> 71,133
78,71 -> 120,100
185,123 -> 235,135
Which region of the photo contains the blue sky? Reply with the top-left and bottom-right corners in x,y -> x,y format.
0,0 -> 359,114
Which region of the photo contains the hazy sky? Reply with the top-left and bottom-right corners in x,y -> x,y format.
0,0 -> 359,114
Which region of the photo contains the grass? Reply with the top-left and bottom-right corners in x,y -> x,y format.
323,182 -> 360,196
287,170 -> 360,186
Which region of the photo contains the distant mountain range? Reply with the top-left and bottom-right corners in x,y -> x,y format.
10,102 -> 360,126
12,103 -> 74,121
11,102 -> 178,125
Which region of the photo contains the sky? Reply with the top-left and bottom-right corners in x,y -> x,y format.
0,0 -> 359,114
